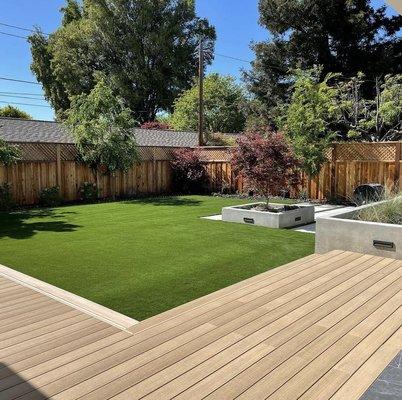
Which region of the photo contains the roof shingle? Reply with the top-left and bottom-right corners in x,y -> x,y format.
0,117 -> 198,148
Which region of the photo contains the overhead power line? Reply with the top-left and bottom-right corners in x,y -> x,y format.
0,31 -> 29,40
215,53 -> 252,64
0,76 -> 41,85
0,22 -> 49,35
0,100 -> 51,108
0,94 -> 47,101
0,91 -> 45,97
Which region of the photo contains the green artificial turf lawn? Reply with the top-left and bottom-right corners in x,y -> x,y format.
0,196 -> 315,320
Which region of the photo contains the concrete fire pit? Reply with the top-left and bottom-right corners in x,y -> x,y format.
222,203 -> 315,229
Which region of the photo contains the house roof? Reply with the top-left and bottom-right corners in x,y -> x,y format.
0,117 -> 198,148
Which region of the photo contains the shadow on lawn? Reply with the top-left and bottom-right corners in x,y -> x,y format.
126,196 -> 202,207
0,209 -> 80,239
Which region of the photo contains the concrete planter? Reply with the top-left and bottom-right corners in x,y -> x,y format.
315,200 -> 402,259
222,203 -> 315,229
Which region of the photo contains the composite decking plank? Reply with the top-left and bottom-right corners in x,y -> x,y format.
0,303 -> 71,334
330,327 -> 402,400
0,297 -> 57,320
0,292 -> 43,310
0,285 -> 29,296
0,324 -> 117,378
0,310 -> 82,344
95,261 -> 392,398
0,314 -> 93,360
201,262 -> 401,400
298,292 -> 402,400
128,252 -> 344,335
13,254 -> 362,399
98,260 -> 398,398
0,252 -> 399,400
127,252 -> 357,341
237,278 -> 401,400
0,319 -> 102,362
0,302 -> 69,331
46,255 -> 374,393
0,330 -> 133,398
147,266 -> 401,400
265,306 -> 402,400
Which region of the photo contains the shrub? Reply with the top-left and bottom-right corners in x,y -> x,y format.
206,133 -> 236,146
355,195 -> 402,225
231,131 -> 300,205
170,148 -> 207,194
39,186 -> 62,207
79,182 -> 99,203
0,139 -> 21,165
0,183 -> 14,210
140,121 -> 172,130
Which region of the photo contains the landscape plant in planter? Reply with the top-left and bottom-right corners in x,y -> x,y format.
222,131 -> 315,228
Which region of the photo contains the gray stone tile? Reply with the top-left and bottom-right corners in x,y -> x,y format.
360,351 -> 402,400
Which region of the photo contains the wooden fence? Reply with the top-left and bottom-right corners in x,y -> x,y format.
203,142 -> 402,201
0,141 -> 401,205
0,143 -> 175,205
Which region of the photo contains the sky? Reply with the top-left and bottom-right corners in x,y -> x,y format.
0,0 -> 398,121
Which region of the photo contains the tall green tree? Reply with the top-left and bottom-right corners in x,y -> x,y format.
170,73 -> 247,136
0,105 -> 32,120
29,0 -> 216,121
66,76 -> 138,174
246,0 -> 402,115
286,69 -> 338,178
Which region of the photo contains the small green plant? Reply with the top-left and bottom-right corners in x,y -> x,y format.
39,186 -> 62,207
0,139 -> 21,165
355,195 -> 402,225
79,182 -> 99,203
0,183 -> 14,210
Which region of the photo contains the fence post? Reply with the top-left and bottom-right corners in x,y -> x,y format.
395,142 -> 401,192
153,148 -> 157,193
330,144 -> 337,199
56,144 -> 62,191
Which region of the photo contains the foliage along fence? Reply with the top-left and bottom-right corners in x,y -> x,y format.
201,142 -> 402,201
0,141 -> 401,206
0,143 -> 174,206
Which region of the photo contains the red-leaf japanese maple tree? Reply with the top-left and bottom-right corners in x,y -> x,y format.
231,131 -> 300,206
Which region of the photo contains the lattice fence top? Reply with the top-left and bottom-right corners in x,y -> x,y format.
10,142 -> 184,162
197,147 -> 232,162
10,142 -> 78,162
335,142 -> 397,161
9,141 -> 401,163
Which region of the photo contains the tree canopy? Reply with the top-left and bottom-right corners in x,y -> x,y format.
170,73 -> 247,136
66,76 -> 138,173
29,0 -> 216,121
231,131 -> 300,205
246,0 -> 402,116
0,105 -> 32,120
285,69 -> 338,177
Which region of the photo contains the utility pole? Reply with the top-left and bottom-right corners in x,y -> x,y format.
198,36 -> 204,146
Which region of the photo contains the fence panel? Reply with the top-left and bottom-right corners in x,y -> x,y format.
0,142 -> 401,205
201,142 -> 402,200
0,160 -> 172,206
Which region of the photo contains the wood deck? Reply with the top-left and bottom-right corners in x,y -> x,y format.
0,250 -> 401,399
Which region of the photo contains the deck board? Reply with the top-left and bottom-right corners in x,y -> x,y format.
0,251 -> 400,400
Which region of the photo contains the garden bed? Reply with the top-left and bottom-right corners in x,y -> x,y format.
222,202 -> 315,229
316,198 -> 402,259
